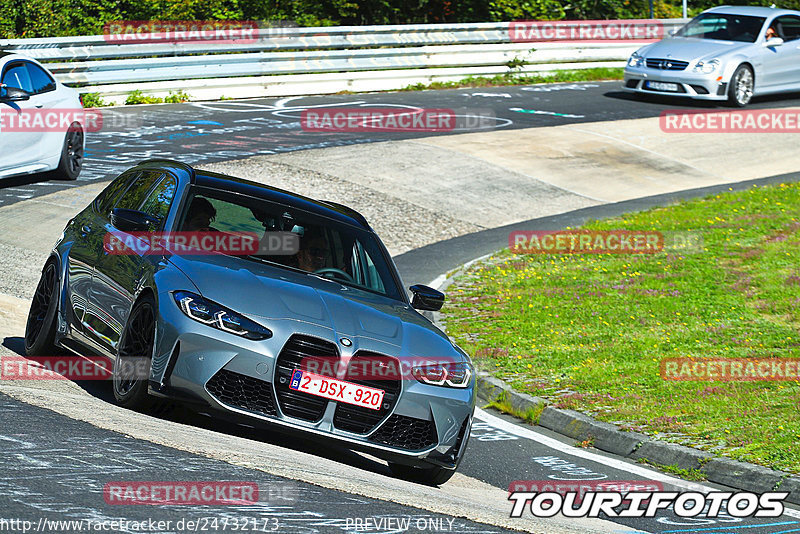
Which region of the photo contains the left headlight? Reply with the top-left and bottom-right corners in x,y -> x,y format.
693,58 -> 720,74
173,291 -> 272,340
412,362 -> 472,388
627,52 -> 644,68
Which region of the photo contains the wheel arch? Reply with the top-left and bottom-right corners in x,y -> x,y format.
730,61 -> 756,88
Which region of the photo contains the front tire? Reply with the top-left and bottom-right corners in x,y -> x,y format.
53,123 -> 83,181
728,65 -> 754,107
113,294 -> 157,410
25,261 -> 59,356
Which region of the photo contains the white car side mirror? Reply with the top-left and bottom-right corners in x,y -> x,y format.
765,36 -> 784,47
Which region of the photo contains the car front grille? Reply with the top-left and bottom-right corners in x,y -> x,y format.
370,414 -> 438,450
206,369 -> 278,417
274,335 -> 339,422
645,58 -> 688,71
333,352 -> 401,434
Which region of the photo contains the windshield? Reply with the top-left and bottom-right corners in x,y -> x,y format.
177,186 -> 403,301
674,13 -> 766,43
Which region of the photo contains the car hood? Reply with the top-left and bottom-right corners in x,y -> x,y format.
168,254 -> 464,360
639,37 -> 751,62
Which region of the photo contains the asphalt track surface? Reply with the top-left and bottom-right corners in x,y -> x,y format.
2,79 -> 800,207
2,81 -> 800,533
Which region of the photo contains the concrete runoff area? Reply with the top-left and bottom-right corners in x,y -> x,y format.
4,113 -> 797,300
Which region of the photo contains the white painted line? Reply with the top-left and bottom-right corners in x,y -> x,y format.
474,408 -> 800,519
429,252 -> 494,289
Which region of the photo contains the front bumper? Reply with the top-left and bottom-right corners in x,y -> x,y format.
150,293 -> 475,468
623,65 -> 729,100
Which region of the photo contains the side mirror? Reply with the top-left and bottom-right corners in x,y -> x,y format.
765,36 -> 784,47
0,84 -> 31,102
111,208 -> 160,232
668,28 -> 678,36
409,284 -> 445,312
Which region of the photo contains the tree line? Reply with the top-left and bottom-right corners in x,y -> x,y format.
1,0 -> 794,39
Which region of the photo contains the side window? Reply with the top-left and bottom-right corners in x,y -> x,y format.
775,16 -> 800,41
115,172 -> 162,212
26,63 -> 56,94
140,174 -> 178,229
2,63 -> 33,93
350,240 -> 386,294
96,172 -> 137,217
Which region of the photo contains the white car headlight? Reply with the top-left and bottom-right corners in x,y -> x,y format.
693,58 -> 720,74
627,52 -> 644,68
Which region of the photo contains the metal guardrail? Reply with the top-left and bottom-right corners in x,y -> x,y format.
0,19 -> 688,104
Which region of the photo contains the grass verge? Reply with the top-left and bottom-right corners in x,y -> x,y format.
400,67 -> 623,91
443,182 -> 800,473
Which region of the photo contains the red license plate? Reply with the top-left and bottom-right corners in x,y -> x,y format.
289,369 -> 385,411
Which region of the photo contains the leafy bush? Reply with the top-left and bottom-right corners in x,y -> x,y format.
80,92 -> 108,107
164,90 -> 191,103
5,0 -> 800,38
125,90 -> 163,105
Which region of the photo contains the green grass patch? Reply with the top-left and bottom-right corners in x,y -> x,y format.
485,392 -> 545,425
444,182 -> 800,473
124,90 -> 191,105
400,67 -> 623,91
80,92 -> 109,108
635,458 -> 709,481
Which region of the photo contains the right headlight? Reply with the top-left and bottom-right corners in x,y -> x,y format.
693,58 -> 720,74
627,52 -> 644,68
411,362 -> 472,388
173,291 -> 272,340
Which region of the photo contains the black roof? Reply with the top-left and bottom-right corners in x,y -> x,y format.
133,159 -> 371,230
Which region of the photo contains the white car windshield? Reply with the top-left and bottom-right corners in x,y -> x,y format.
675,13 -> 766,43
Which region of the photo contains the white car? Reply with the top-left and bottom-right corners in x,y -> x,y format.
0,52 -> 84,180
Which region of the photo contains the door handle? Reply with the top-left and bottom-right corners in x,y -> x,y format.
34,103 -> 43,108
81,225 -> 92,234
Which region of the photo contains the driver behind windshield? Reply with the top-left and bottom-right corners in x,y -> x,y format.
296,231 -> 328,272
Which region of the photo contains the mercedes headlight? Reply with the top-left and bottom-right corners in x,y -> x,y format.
693,58 -> 720,74
627,52 -> 644,68
173,291 -> 272,340
411,362 -> 472,388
